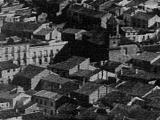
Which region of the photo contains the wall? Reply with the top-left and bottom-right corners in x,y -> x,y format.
1,67 -> 20,84
89,71 -> 103,82
0,102 -> 10,109
80,58 -> 90,70
31,69 -> 51,90
32,96 -> 56,116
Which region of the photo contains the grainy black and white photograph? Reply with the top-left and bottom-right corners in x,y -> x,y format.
0,0 -> 160,120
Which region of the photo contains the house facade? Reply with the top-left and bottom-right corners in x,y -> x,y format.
50,56 -> 90,78
12,65 -> 51,90
32,90 -> 71,116
0,60 -> 20,84
70,82 -> 106,105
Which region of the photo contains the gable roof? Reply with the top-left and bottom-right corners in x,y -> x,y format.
41,73 -> 72,84
121,27 -> 137,32
63,28 -> 84,34
132,11 -> 157,20
34,90 -> 62,100
120,68 -> 160,81
49,56 -> 87,70
0,109 -> 20,119
116,81 -> 154,97
70,69 -> 101,78
15,65 -> 45,79
101,61 -> 121,73
133,51 -> 160,62
75,82 -> 103,95
0,60 -> 19,70
2,22 -> 41,33
35,28 -> 52,36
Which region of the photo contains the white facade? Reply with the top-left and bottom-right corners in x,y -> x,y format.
0,67 -> 20,84
0,41 -> 68,66
148,15 -> 160,28
29,41 -> 67,66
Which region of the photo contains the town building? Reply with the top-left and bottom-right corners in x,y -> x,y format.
49,56 -> 90,78
37,73 -> 79,94
32,90 -> 71,116
132,12 -> 160,28
0,60 -> 20,84
70,82 -> 106,106
12,64 -> 51,90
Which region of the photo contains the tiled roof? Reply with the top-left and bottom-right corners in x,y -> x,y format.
42,73 -> 72,84
120,69 -> 160,81
70,69 -> 101,78
15,65 -> 45,79
121,27 -> 137,32
57,103 -> 78,114
34,90 -> 62,100
0,109 -> 20,119
0,98 -> 10,103
142,44 -> 160,53
144,88 -> 160,100
35,28 -> 52,36
132,11 -> 156,20
2,22 -> 41,33
99,91 -> 132,107
52,81 -> 79,94
101,61 -> 121,73
63,28 -> 83,34
0,60 -> 19,71
0,84 -> 17,93
116,81 -> 154,97
69,4 -> 107,18
49,56 -> 87,70
75,82 -> 102,95
110,104 -> 160,120
22,112 -> 46,120
133,51 -> 160,62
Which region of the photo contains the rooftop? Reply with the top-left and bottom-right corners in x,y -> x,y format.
0,60 -> 19,71
15,64 -> 45,79
49,56 -> 87,71
110,104 -> 160,120
70,69 -> 101,78
0,109 -> 20,119
101,61 -> 121,73
75,82 -> 102,95
132,11 -> 157,20
63,28 -> 84,34
121,27 -> 137,32
116,81 -> 154,97
35,28 -> 53,36
133,51 -> 160,62
120,69 -> 160,81
2,22 -> 41,33
99,91 -> 132,107
41,73 -> 72,84
34,90 -> 62,100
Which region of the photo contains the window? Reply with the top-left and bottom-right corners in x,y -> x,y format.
5,47 -> 8,54
50,110 -> 54,115
44,109 -> 47,114
51,102 -> 53,106
35,98 -> 38,103
40,99 -> 42,104
113,41 -> 116,44
44,100 -> 47,105
44,57 -> 48,62
7,69 -> 10,73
